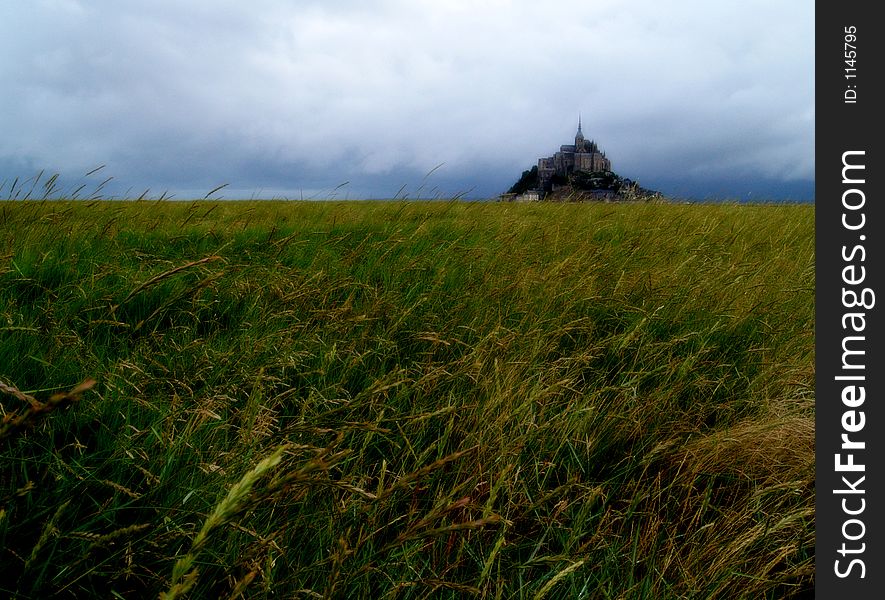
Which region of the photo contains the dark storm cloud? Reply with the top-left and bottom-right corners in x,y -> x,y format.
0,1 -> 813,200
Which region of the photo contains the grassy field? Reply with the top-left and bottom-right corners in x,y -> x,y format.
0,199 -> 813,598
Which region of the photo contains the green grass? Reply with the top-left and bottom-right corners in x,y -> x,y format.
0,199 -> 813,598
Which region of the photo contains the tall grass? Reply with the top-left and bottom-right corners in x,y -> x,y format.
0,199 -> 813,598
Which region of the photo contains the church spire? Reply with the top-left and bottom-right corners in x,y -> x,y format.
575,114 -> 585,151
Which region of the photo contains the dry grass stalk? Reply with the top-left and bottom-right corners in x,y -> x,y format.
0,379 -> 37,404
24,500 -> 71,572
160,445 -> 288,600
0,378 -> 96,440
532,559 -> 586,600
115,254 -> 224,307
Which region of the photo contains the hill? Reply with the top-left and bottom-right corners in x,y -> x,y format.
507,167 -> 661,201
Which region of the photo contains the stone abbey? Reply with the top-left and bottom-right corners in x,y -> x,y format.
537,117 -> 611,192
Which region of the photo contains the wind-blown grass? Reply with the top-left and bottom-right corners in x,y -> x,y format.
1,199 -> 813,598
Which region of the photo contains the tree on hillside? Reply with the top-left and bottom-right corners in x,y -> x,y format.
570,169 -> 620,191
507,165 -> 539,195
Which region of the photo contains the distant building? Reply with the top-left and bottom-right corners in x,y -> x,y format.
537,117 -> 611,192
514,190 -> 541,202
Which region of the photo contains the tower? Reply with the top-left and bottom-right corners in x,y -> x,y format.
575,115 -> 586,152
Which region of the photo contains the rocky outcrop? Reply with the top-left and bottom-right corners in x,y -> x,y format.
504,168 -> 662,202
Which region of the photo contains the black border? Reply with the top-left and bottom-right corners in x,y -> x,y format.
815,2 -> 882,596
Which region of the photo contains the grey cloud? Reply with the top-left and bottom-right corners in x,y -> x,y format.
1,1 -> 813,200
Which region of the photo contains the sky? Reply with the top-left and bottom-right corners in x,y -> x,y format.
0,0 -> 814,201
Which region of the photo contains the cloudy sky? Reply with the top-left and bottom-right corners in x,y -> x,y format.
1,1 -> 813,201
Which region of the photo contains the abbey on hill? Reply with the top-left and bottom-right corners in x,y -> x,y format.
505,118 -> 659,201
537,116 -> 611,191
